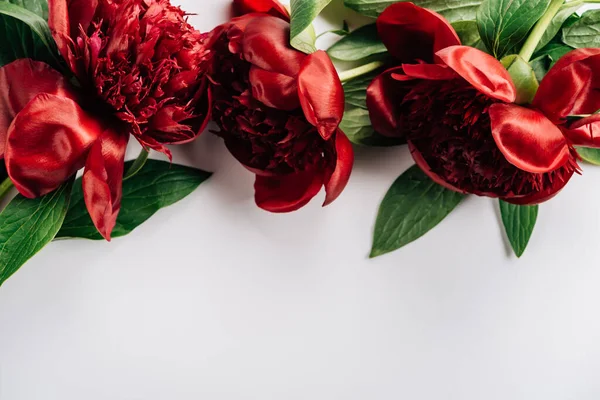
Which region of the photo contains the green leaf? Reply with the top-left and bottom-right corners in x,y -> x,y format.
0,0 -> 47,19
370,166 -> 465,258
535,3 -> 579,52
340,107 -> 403,146
0,1 -> 61,68
577,147 -> 600,165
344,0 -> 482,22
290,0 -> 332,54
327,24 -> 387,61
452,20 -> 486,50
499,200 -> 538,258
530,41 -> 574,80
57,160 -> 212,240
477,0 -> 551,59
343,69 -> 381,109
501,54 -> 539,104
0,178 -> 74,287
563,9 -> 600,49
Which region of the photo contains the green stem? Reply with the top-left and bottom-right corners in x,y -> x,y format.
0,177 -> 13,200
124,149 -> 149,181
519,0 -> 566,62
338,61 -> 386,83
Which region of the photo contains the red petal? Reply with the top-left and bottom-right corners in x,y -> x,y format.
436,46 -> 517,102
83,128 -> 128,241
242,15 -> 305,77
503,168 -> 575,205
48,0 -> 97,63
533,48 -> 600,122
366,66 -> 410,137
323,130 -> 354,206
297,50 -> 344,140
409,142 -> 468,194
490,104 -> 570,173
400,63 -> 456,80
5,93 -> 103,198
564,114 -> 600,147
0,59 -> 76,157
249,66 -> 300,110
232,0 -> 289,20
377,2 -> 460,63
255,170 -> 323,213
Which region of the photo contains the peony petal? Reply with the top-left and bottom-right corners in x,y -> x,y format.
82,128 -> 128,241
48,0 -> 97,63
503,168 -> 575,205
409,142 -> 469,194
255,170 -> 323,213
400,63 -> 457,80
5,93 -> 103,198
533,48 -> 600,122
323,130 -> 354,206
249,66 -> 300,110
564,114 -> 600,147
489,103 -> 570,173
297,50 -> 344,140
232,0 -> 290,20
366,66 -> 411,137
242,15 -> 305,77
377,2 -> 460,63
0,59 -> 76,158
436,45 -> 517,102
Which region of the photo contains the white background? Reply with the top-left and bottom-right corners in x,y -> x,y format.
2,1 -> 600,399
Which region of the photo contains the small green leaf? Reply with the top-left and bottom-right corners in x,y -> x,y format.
290,0 -> 332,54
57,160 -> 212,240
535,3 -> 579,52
327,24 -> 387,61
370,166 -> 465,258
0,0 -> 47,19
501,55 -> 539,104
0,1 -> 62,68
563,9 -> 600,49
0,178 -> 74,287
340,107 -> 403,146
342,69 -> 381,109
344,0 -> 482,22
477,0 -> 551,59
499,200 -> 538,258
577,147 -> 600,165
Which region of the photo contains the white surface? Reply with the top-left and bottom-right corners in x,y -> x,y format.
2,1 -> 600,399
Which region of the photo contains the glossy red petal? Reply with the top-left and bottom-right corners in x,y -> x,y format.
533,48 -> 600,122
323,130 -> 354,206
48,0 -> 97,63
249,66 -> 300,110
232,0 -> 289,20
255,170 -> 323,213
297,50 -> 344,140
5,93 -> 103,198
366,66 -> 410,137
82,128 -> 128,241
400,63 -> 456,80
242,15 -> 305,77
436,46 -> 516,102
377,2 -> 460,63
489,103 -> 570,173
563,114 -> 600,147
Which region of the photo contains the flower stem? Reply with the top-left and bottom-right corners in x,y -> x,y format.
518,0 -> 566,62
124,149 -> 149,181
338,61 -> 386,83
0,177 -> 14,200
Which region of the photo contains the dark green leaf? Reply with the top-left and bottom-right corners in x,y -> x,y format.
563,9 -> 600,49
343,69 -> 381,109
535,3 -> 579,52
501,54 -> 539,104
0,0 -> 47,19
370,166 -> 465,257
344,0 -> 482,22
327,24 -> 387,61
477,0 -> 551,59
0,178 -> 74,286
340,107 -> 403,146
530,41 -> 574,80
57,160 -> 212,240
0,1 -> 61,68
499,200 -> 538,258
290,0 -> 332,54
577,147 -> 600,165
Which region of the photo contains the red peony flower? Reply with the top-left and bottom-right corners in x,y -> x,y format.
367,3 -> 600,204
0,0 -> 211,239
208,0 -> 353,212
